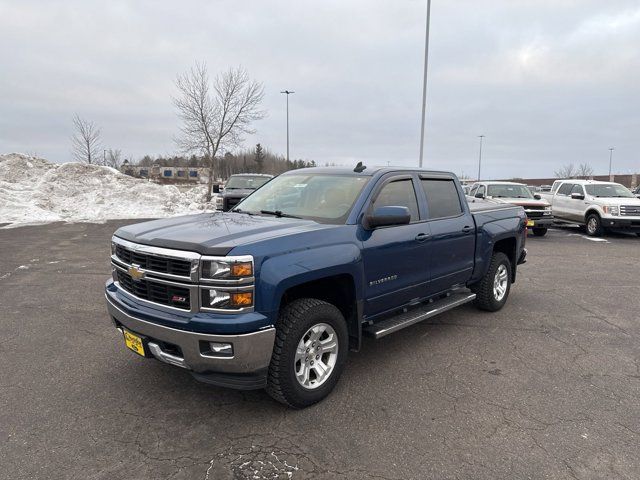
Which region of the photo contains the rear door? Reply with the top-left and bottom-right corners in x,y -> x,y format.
360,174 -> 431,317
419,176 -> 476,295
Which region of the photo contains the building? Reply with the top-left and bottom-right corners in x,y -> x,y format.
121,163 -> 210,184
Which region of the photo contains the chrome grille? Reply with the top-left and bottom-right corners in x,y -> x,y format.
620,205 -> 640,216
116,269 -> 191,310
115,245 -> 192,277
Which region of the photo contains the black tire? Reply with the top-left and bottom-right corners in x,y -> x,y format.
266,298 -> 348,408
472,252 -> 512,312
585,213 -> 603,237
636,233 -> 640,237
532,227 -> 547,237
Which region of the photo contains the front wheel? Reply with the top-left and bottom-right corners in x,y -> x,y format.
266,298 -> 348,408
532,227 -> 548,237
472,252 -> 512,312
586,213 -> 603,237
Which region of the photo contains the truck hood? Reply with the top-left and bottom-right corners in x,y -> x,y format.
585,196 -> 640,206
114,212 -> 336,256
221,188 -> 255,198
488,197 -> 550,208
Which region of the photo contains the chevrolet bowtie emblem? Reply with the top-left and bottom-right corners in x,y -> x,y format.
128,264 -> 145,281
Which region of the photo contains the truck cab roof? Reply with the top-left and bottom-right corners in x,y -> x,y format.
281,166 -> 458,178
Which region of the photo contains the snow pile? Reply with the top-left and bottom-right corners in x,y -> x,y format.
0,153 -> 212,227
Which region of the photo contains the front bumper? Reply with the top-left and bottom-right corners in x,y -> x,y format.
106,291 -> 275,389
601,217 -> 640,231
526,217 -> 554,227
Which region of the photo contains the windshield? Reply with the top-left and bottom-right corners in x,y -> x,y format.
225,175 -> 271,190
585,184 -> 634,198
487,184 -> 533,199
235,173 -> 370,223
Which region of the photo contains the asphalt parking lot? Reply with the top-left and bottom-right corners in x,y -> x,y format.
1,221 -> 639,480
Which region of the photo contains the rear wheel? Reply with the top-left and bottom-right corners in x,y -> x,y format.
472,252 -> 512,312
586,213 -> 603,237
266,298 -> 348,408
532,227 -> 547,237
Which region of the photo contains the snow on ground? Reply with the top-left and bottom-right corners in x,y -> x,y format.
0,153 -> 213,228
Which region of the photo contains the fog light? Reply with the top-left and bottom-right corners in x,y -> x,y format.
209,342 -> 233,356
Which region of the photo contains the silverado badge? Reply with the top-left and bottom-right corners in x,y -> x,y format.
128,264 -> 145,281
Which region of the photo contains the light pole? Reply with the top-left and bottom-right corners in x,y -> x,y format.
418,0 -> 432,168
280,90 -> 295,162
477,135 -> 485,181
608,147 -> 615,178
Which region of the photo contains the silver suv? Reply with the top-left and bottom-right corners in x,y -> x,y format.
549,180 -> 640,236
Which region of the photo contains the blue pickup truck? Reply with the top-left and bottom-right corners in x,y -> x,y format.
106,166 -> 527,408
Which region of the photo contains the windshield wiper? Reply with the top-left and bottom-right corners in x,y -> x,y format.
260,209 -> 301,219
231,208 -> 254,215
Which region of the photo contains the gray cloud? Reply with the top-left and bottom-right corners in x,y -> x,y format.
1,0 -> 638,178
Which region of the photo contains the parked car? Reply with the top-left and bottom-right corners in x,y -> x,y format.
106,166 -> 527,408
467,181 -> 553,236
547,179 -> 640,236
633,185 -> 640,199
214,173 -> 273,211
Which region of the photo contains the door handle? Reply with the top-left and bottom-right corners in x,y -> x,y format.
415,233 -> 430,242
462,226 -> 473,233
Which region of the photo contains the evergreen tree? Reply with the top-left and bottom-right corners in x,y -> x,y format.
254,143 -> 265,173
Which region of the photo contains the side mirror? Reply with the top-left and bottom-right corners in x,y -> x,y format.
212,184 -> 221,194
364,206 -> 411,230
475,192 -> 485,199
534,194 -> 542,200
570,192 -> 585,200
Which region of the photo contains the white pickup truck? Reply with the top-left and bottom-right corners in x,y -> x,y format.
545,179 -> 640,236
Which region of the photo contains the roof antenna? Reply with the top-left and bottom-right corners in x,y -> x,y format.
353,161 -> 366,173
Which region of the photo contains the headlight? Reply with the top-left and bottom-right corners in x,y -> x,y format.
215,196 -> 223,205
201,288 -> 254,311
602,205 -> 619,216
200,256 -> 254,280
544,205 -> 552,211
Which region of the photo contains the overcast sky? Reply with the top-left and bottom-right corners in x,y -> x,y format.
1,0 -> 639,178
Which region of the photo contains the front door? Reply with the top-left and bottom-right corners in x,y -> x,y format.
360,175 -> 431,318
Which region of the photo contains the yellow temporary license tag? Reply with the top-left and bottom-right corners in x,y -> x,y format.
526,220 -> 534,227
123,329 -> 145,356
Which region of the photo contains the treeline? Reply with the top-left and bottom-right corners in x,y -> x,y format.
132,144 -> 321,178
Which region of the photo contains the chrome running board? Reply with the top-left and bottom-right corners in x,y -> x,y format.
364,291 -> 476,339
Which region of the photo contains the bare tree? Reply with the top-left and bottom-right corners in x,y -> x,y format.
105,149 -> 122,169
173,62 -> 266,201
71,114 -> 102,164
576,163 -> 593,177
554,163 -> 577,178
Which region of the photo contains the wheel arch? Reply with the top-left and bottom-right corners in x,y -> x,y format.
493,237 -> 517,282
585,208 -> 602,222
279,274 -> 362,352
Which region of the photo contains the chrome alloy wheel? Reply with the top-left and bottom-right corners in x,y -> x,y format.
493,264 -> 508,301
587,217 -> 598,235
294,323 -> 338,390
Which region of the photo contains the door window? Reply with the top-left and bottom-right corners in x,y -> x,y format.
477,185 -> 486,197
372,179 -> 420,221
421,179 -> 463,219
557,183 -> 573,196
469,185 -> 478,197
570,184 -> 584,195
